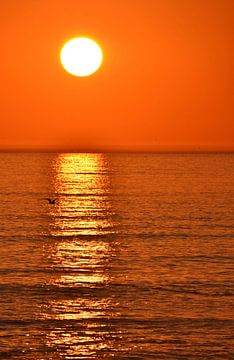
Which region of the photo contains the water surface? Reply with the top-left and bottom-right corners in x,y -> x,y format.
0,153 -> 233,359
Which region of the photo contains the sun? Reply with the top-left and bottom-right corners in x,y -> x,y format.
60,37 -> 103,77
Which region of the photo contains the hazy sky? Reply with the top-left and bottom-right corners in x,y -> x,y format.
1,0 -> 233,151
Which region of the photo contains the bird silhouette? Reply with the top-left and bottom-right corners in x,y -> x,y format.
44,198 -> 57,204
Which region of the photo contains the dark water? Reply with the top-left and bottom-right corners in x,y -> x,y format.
0,153 -> 233,359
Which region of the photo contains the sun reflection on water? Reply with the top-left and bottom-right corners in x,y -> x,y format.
44,154 -> 119,358
52,153 -> 115,236
52,239 -> 111,287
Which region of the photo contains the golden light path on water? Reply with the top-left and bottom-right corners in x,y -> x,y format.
53,153 -> 113,236
43,154 -> 121,358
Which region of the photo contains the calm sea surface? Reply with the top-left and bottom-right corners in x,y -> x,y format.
0,153 -> 233,360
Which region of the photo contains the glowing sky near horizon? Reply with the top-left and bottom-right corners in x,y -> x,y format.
0,0 -> 233,151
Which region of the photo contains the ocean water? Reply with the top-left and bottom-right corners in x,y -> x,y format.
0,152 -> 233,360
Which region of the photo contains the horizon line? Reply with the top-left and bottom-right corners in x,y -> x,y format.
0,146 -> 233,154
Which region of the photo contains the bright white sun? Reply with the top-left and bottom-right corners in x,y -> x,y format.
60,37 -> 103,77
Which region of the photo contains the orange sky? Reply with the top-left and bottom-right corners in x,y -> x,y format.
1,0 -> 233,151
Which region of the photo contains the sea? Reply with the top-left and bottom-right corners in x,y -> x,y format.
0,152 -> 233,360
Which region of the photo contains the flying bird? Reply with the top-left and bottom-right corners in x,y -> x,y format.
44,198 -> 57,204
